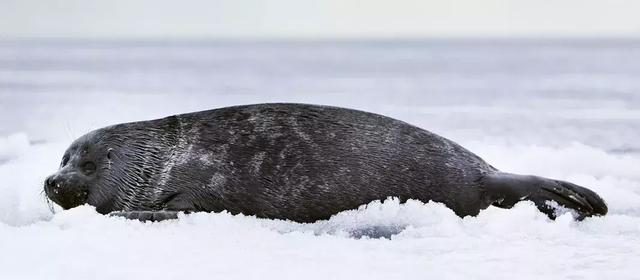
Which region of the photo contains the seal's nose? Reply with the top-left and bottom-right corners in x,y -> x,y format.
45,175 -> 60,194
43,174 -> 89,209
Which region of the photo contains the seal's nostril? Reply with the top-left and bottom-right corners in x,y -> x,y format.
45,177 -> 56,189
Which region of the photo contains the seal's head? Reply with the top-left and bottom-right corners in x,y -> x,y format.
44,131 -> 113,211
44,119 -> 178,213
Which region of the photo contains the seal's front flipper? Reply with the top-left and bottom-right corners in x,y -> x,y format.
109,211 -> 181,222
483,173 -> 608,220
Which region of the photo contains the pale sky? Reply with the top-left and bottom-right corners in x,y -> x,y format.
1,0 -> 639,39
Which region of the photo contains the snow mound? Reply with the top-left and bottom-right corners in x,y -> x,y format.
0,133 -> 30,163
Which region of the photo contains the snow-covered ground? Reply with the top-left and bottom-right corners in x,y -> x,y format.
1,40 -> 639,279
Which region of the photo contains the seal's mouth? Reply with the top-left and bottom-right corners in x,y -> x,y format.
46,188 -> 89,209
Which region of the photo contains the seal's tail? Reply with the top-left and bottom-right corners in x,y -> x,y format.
483,173 -> 608,220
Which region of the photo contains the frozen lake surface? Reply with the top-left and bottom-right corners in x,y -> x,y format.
0,40 -> 639,279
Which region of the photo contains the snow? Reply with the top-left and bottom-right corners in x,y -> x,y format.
1,40 -> 639,279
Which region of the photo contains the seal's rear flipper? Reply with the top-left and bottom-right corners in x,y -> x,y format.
109,211 -> 181,222
483,173 -> 608,220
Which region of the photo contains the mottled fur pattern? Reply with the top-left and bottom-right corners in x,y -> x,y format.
45,103 -> 607,222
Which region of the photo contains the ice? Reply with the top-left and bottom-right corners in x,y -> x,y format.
0,40 -> 639,279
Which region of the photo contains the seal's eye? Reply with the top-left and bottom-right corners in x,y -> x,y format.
82,162 -> 97,175
61,155 -> 70,167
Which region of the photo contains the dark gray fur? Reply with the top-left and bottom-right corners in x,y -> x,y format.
44,103 -> 607,223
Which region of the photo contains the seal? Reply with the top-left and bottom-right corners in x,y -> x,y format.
44,103 -> 608,222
